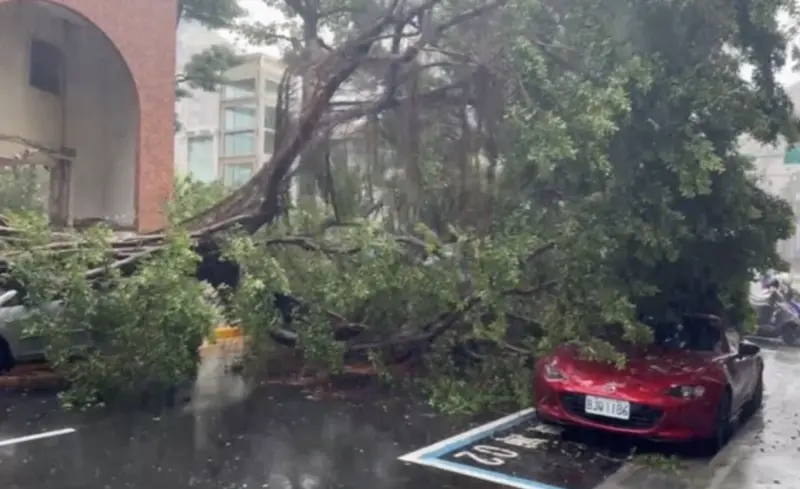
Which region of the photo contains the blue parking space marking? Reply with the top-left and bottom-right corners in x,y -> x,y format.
399,408 -> 627,489
399,408 -> 561,489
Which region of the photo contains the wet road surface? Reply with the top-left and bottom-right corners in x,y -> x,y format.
684,339 -> 800,489
0,340 -> 797,489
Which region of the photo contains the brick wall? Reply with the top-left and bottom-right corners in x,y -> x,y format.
0,0 -> 176,231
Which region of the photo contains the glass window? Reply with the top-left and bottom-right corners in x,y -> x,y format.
264,106 -> 277,130
264,130 -> 275,155
187,136 -> 216,182
222,131 -> 255,156
648,316 -> 722,352
223,104 -> 256,131
29,39 -> 63,95
786,145 -> 800,164
265,80 -> 279,97
222,79 -> 256,100
222,163 -> 253,187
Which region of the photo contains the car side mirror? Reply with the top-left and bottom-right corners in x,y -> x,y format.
738,342 -> 759,356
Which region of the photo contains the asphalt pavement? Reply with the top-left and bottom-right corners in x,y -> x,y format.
0,339 -> 797,489
683,338 -> 800,489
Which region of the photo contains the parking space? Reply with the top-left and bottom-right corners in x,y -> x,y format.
400,408 -> 632,489
1,340 -> 795,489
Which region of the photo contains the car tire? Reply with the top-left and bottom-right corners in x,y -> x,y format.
781,323 -> 799,346
0,337 -> 14,374
702,389 -> 733,456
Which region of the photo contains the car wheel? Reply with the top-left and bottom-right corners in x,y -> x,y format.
703,389 -> 733,456
0,337 -> 14,374
782,324 -> 800,346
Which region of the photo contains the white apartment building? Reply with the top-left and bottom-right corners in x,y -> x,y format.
213,53 -> 284,186
175,27 -> 285,188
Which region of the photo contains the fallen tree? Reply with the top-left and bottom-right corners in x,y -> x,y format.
0,0 -> 797,413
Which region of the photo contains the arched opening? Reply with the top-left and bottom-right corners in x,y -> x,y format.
0,0 -> 139,228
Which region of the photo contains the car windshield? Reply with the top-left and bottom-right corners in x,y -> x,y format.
648,316 -> 721,352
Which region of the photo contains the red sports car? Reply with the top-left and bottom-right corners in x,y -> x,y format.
533,314 -> 763,451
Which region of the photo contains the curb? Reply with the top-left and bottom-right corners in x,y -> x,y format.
0,326 -> 246,387
0,365 -> 63,390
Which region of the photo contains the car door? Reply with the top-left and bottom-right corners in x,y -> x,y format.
0,303 -> 43,361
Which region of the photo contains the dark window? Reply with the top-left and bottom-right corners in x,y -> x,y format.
29,39 -> 63,95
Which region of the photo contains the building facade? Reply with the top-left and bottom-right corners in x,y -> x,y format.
178,53 -> 284,187
173,21 -> 228,183
0,0 -> 176,231
740,82 -> 800,268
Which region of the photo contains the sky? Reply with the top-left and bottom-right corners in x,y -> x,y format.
220,0 -> 283,57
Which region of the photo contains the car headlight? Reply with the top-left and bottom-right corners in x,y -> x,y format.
665,385 -> 705,399
543,362 -> 567,380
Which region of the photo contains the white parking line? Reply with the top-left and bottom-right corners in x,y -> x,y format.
399,408 -> 536,463
0,428 -> 76,448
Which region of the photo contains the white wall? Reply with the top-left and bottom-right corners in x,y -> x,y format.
0,1 -> 137,226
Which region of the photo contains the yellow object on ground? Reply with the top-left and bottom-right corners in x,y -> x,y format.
213,325 -> 242,340
199,325 -> 245,360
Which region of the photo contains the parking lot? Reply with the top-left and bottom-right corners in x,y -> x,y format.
0,339 -> 796,489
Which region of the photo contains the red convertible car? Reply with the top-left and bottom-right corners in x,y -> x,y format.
533,314 -> 763,451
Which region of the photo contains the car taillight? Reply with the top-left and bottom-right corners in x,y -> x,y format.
665,385 -> 706,399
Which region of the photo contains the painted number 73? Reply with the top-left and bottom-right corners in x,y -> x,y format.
453,445 -> 518,466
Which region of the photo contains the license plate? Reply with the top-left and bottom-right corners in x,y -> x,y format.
584,395 -> 630,420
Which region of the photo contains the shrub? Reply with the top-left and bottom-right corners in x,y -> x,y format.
4,214 -> 222,409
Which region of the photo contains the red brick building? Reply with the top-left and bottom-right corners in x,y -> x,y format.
0,0 -> 176,231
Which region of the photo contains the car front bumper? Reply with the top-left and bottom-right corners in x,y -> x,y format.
533,381 -> 719,442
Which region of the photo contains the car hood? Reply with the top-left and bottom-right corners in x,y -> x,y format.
553,346 -> 715,394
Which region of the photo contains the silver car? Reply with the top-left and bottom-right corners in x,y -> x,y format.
0,290 -> 88,372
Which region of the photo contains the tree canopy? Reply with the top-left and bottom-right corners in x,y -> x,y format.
0,0 -> 797,412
